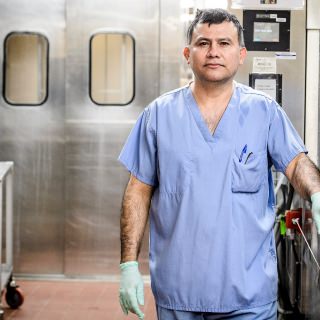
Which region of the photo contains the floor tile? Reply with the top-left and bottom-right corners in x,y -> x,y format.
2,279 -> 157,320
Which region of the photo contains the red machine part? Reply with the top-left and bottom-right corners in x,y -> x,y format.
285,208 -> 312,232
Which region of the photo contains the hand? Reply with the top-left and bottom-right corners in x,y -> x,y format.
311,192 -> 320,234
119,261 -> 144,319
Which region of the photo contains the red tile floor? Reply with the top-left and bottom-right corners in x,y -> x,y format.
2,279 -> 157,320
2,281 -> 307,320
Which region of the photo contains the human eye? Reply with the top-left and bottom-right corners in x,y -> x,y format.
219,41 -> 230,47
197,40 -> 210,47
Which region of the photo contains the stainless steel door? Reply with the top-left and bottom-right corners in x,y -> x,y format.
0,0 -> 66,274
64,0 -> 160,275
0,0 -> 162,276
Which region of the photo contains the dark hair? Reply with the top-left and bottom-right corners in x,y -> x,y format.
186,8 -> 245,47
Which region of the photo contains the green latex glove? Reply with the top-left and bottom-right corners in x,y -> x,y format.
311,192 -> 320,234
119,261 -> 144,319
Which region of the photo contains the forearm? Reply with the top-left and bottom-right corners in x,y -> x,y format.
286,153 -> 320,200
120,175 -> 153,263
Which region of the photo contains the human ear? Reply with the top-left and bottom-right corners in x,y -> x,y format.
239,47 -> 247,65
183,47 -> 190,64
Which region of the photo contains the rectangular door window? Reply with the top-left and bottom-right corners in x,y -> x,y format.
3,32 -> 49,105
90,33 -> 135,105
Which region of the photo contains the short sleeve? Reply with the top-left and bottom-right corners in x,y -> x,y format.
267,102 -> 307,173
118,107 -> 158,186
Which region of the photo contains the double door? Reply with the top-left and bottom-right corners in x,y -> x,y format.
0,0 -> 182,275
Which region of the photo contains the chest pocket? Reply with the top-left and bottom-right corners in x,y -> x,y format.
232,151 -> 267,193
158,151 -> 194,195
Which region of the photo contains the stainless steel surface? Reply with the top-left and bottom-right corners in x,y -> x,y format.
0,0 -> 66,274
292,218 -> 320,271
159,1 -> 182,93
0,0 -> 161,277
64,0 -> 160,275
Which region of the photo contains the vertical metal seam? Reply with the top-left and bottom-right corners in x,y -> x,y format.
158,0 -> 161,96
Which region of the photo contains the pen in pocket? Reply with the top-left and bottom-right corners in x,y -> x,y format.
244,152 -> 253,164
239,144 -> 247,163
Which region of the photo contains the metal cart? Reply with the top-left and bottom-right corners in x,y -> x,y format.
0,162 -> 23,318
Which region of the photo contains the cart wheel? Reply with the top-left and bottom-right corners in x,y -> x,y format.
5,287 -> 24,309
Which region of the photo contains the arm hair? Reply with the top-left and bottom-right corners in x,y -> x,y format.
120,174 -> 154,263
285,153 -> 320,200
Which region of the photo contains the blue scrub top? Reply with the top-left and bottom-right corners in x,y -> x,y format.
118,82 -> 307,312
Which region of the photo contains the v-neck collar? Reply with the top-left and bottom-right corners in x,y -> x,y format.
184,82 -> 238,143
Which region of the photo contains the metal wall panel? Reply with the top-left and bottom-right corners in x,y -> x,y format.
159,1 -> 183,94
0,0 -> 65,274
231,8 -> 306,138
64,0 -> 160,275
0,0 -> 162,277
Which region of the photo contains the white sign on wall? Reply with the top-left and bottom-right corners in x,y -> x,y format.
231,0 -> 304,10
253,57 -> 277,74
254,78 -> 277,100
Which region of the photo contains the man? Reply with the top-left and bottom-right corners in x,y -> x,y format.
118,8 -> 320,320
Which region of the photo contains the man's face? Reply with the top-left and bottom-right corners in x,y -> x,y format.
184,21 -> 247,85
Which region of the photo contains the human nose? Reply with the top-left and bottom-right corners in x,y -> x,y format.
206,43 -> 219,58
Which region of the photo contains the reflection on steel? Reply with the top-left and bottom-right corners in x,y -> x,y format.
292,218 -> 320,272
